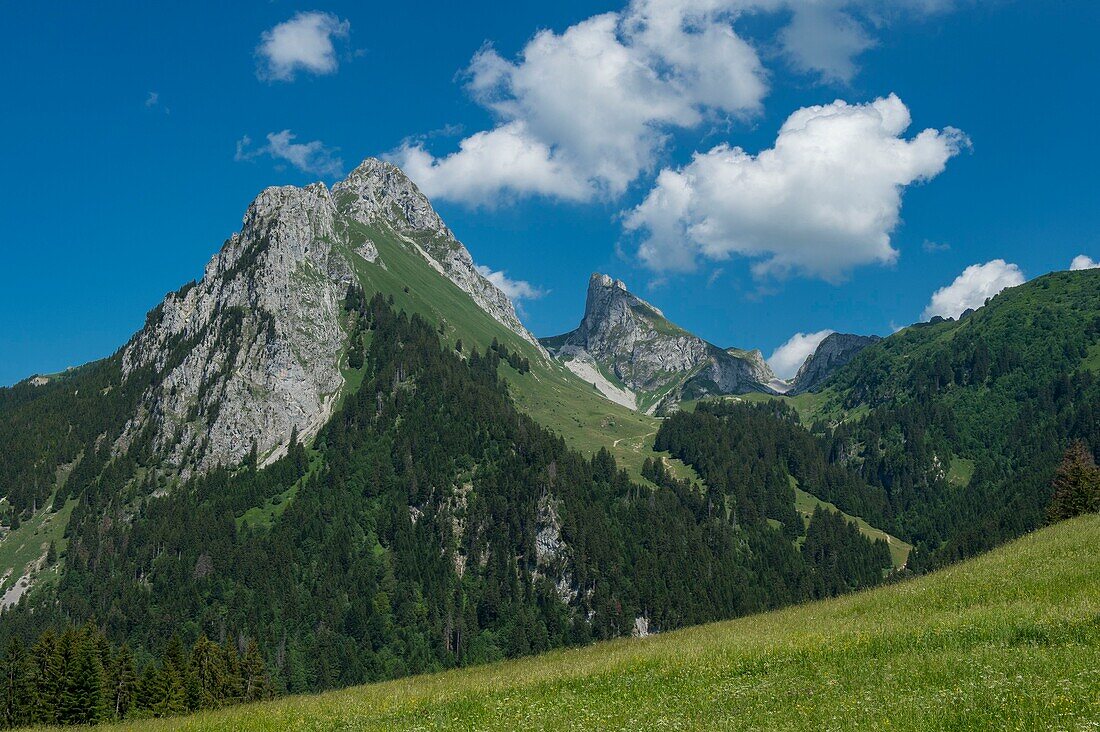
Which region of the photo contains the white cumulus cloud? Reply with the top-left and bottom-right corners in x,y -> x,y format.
390,1 -> 768,205
235,130 -> 343,178
475,265 -> 546,302
768,329 -> 835,380
921,259 -> 1025,320
389,1 -> 958,207
625,94 -> 967,281
1070,254 -> 1099,271
397,122 -> 591,206
256,11 -> 350,82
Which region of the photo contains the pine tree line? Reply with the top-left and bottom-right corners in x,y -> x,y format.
0,623 -> 271,728
802,506 -> 892,598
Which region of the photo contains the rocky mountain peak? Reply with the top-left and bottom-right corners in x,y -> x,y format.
589,272 -> 627,293
118,181 -> 350,474
576,273 -> 662,344
334,158 -> 544,354
112,159 -> 548,477
545,274 -> 774,413
332,157 -> 448,235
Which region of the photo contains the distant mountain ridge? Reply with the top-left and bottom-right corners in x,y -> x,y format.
540,273 -> 882,413
541,273 -> 776,413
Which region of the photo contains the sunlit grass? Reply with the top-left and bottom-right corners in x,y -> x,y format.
0,492 -> 75,602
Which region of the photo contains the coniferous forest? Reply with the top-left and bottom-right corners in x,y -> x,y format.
6,5 -> 1100,727
0,624 -> 271,727
821,271 -> 1100,569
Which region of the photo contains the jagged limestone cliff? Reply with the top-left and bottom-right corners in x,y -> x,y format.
542,274 -> 775,413
118,159 -> 541,475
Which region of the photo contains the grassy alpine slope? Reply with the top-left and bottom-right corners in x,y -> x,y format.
338,219 -> 669,482
81,514 -> 1100,731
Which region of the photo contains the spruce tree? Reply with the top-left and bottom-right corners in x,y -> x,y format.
241,640 -> 271,702
1048,440 -> 1100,521
220,640 -> 243,704
30,629 -> 63,725
284,643 -> 312,694
58,625 -> 108,725
1,637 -> 35,728
136,662 -> 166,716
157,662 -> 188,717
110,644 -> 137,720
189,634 -> 226,710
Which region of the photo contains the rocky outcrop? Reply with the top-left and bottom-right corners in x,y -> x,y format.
790,333 -> 882,394
543,273 -> 775,412
691,347 -> 775,397
115,158 -> 541,476
533,492 -> 577,604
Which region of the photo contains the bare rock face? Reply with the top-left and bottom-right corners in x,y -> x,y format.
790,332 -> 882,394
116,159 -> 541,476
572,275 -> 708,390
533,492 -> 577,604
119,184 -> 350,472
543,273 -> 775,412
705,348 -> 775,393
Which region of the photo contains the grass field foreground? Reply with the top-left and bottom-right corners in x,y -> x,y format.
75,514 -> 1100,732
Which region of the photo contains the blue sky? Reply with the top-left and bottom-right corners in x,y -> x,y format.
1,1 -> 1098,385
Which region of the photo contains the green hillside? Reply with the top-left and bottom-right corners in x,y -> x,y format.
821,268 -> 1100,566
686,269 -> 1100,570
0,294 -> 910,727
2,205 -> 1096,729
0,204 -> 905,702
73,514 -> 1100,732
338,220 -> 676,482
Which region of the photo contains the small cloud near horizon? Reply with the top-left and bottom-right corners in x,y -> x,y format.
922,259 -> 1025,320
1070,254 -> 1099,270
